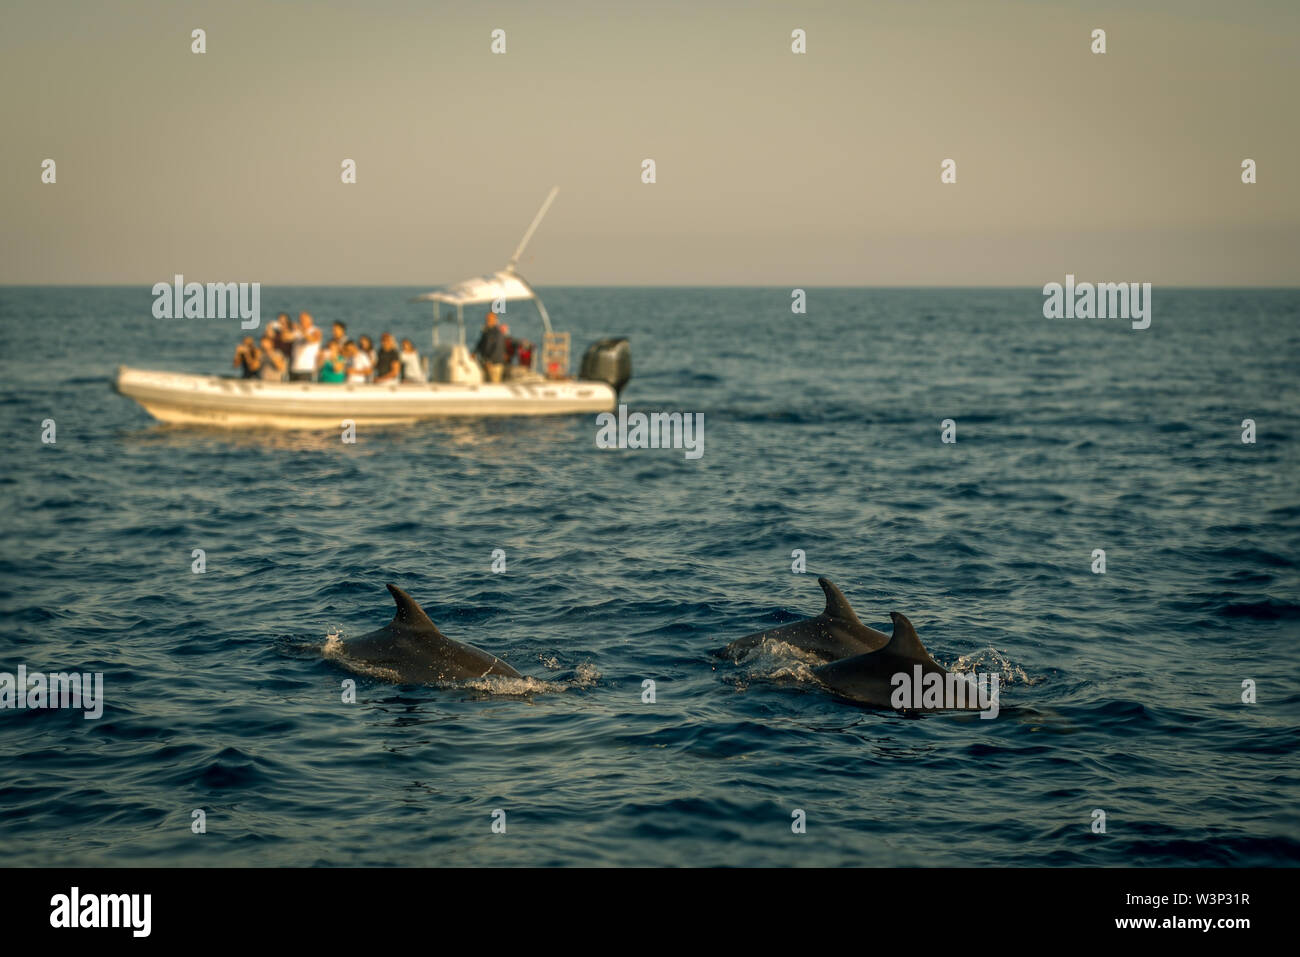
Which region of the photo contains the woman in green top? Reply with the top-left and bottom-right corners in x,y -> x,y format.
318,340 -> 348,383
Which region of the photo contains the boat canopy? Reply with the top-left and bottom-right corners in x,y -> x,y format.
412,270 -> 536,307
412,267 -> 554,348
410,188 -> 559,350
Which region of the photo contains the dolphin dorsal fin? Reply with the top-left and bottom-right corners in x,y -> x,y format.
386,584 -> 441,633
885,612 -> 931,659
818,578 -> 862,624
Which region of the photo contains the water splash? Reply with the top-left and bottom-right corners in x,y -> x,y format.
948,646 -> 1039,686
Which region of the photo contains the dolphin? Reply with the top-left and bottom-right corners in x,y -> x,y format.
812,611 -> 988,712
335,584 -> 523,683
716,577 -> 891,662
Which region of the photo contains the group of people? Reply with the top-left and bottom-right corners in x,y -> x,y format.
233,310 -> 536,385
233,313 -> 427,384
472,312 -> 534,382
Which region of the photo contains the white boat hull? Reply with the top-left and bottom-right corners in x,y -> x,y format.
115,367 -> 616,428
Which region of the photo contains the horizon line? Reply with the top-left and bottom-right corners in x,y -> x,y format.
4,283 -> 1299,290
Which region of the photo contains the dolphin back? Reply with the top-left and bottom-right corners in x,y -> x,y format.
716,577 -> 889,661
812,612 -> 952,710
340,584 -> 524,683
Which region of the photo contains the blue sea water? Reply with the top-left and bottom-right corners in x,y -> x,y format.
0,285 -> 1297,867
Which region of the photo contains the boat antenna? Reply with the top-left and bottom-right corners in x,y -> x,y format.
506,186 -> 559,273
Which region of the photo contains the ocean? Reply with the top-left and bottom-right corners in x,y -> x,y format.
0,285 -> 1297,866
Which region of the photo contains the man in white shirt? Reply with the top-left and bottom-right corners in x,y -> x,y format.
290,312 -> 322,382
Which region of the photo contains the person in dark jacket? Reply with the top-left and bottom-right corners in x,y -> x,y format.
373,332 -> 403,384
233,336 -> 263,378
473,312 -> 507,382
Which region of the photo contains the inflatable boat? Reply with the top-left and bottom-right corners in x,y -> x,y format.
113,188 -> 632,429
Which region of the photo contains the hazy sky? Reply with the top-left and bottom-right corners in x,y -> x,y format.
2,0 -> 1296,285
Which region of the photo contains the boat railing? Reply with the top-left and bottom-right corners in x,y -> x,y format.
542,331 -> 570,379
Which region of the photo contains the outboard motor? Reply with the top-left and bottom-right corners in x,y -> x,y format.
579,338 -> 632,395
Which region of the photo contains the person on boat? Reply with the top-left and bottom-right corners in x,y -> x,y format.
516,340 -> 534,369
473,312 -> 506,383
358,334 -> 376,365
317,340 -> 347,383
328,321 -> 347,354
344,340 -> 372,383
289,312 -> 322,382
399,338 -> 426,382
272,313 -> 295,357
501,323 -> 516,364
373,332 -> 403,384
258,333 -> 288,381
232,336 -> 263,378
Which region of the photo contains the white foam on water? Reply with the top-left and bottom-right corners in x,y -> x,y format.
731,638 -> 826,685
948,646 -> 1038,686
